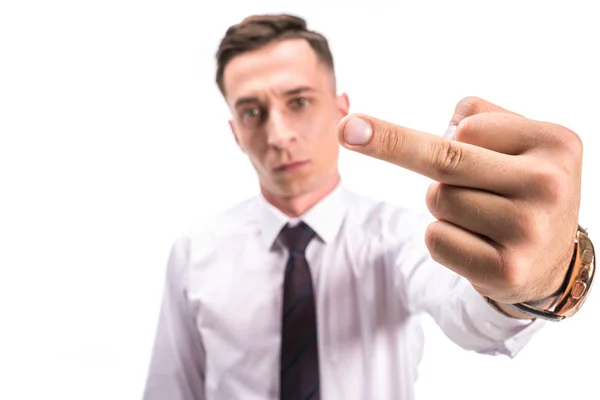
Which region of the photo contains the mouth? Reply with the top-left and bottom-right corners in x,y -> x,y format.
273,160 -> 310,172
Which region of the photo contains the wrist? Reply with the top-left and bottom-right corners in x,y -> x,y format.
489,225 -> 595,322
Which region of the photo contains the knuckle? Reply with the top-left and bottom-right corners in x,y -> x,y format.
431,140 -> 464,177
458,95 -> 484,109
376,126 -> 403,159
511,207 -> 544,244
543,122 -> 583,158
569,132 -> 584,157
499,251 -> 529,296
528,166 -> 566,204
453,96 -> 484,121
558,125 -> 583,157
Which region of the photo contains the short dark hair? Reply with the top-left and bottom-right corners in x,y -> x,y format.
215,14 -> 335,96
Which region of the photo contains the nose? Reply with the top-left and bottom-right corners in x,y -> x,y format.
265,109 -> 298,149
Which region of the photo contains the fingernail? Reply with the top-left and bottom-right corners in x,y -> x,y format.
443,124 -> 457,140
344,117 -> 373,145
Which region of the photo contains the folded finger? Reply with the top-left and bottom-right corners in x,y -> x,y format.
425,220 -> 504,294
426,182 -> 525,245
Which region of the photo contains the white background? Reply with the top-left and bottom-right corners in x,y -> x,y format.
1,1 -> 599,399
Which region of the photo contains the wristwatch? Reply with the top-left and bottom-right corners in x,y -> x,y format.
505,225 -> 595,321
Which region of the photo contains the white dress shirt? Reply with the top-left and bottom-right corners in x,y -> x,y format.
142,182 -> 545,400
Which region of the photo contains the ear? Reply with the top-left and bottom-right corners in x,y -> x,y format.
336,93 -> 350,117
228,119 -> 245,153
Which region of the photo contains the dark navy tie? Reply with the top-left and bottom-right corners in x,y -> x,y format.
278,221 -> 320,400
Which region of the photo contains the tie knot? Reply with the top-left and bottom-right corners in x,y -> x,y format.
279,221 -> 316,254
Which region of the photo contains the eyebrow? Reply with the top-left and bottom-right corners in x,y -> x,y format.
234,97 -> 259,109
282,85 -> 316,96
233,85 -> 316,109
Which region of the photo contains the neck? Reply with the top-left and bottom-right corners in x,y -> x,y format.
261,173 -> 341,218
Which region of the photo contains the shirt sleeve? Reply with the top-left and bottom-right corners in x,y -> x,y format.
391,211 -> 546,358
142,236 -> 206,400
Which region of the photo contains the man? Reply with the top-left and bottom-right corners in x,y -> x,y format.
142,13 -> 595,400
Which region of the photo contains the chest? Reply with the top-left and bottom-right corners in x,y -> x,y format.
185,234 -> 409,395
187,233 -> 400,346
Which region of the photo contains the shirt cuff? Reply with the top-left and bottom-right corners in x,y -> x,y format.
462,283 -> 547,358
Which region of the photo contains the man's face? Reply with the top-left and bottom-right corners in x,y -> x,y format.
223,38 -> 349,198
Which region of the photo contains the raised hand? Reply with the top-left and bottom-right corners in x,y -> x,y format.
338,96 -> 583,306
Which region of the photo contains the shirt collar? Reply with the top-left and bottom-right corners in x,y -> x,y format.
259,181 -> 347,250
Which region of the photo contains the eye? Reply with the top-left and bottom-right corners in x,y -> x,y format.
243,107 -> 261,118
290,97 -> 310,108
239,106 -> 265,127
